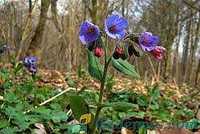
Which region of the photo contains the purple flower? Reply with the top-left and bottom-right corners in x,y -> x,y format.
138,32 -> 160,52
28,65 -> 37,74
23,56 -> 38,74
79,21 -> 100,45
104,14 -> 128,39
23,56 -> 37,66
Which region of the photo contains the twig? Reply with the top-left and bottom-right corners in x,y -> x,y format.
23,87 -> 97,114
23,87 -> 77,114
39,87 -> 76,106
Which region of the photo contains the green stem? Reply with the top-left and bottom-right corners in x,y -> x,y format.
90,36 -> 112,134
90,57 -> 112,134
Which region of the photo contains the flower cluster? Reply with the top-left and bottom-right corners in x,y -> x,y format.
138,32 -> 165,60
79,13 -> 128,58
23,56 -> 37,74
79,13 -> 165,60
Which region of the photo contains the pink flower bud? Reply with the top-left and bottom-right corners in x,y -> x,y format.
93,47 -> 104,58
150,46 -> 166,60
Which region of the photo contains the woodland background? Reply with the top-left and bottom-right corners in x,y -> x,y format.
0,0 -> 199,87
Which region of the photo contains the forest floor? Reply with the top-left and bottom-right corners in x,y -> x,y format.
0,63 -> 200,134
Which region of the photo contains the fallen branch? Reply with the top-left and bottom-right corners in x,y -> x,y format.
39,87 -> 76,106
23,87 -> 96,114
23,87 -> 77,114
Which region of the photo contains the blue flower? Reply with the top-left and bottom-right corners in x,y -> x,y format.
23,56 -> 37,66
23,56 -> 38,74
28,65 -> 37,74
104,14 -> 128,39
138,32 -> 159,52
79,21 -> 100,45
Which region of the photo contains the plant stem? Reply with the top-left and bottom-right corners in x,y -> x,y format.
90,36 -> 112,134
90,57 -> 111,134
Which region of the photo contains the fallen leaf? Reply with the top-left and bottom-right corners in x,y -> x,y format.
34,123 -> 46,134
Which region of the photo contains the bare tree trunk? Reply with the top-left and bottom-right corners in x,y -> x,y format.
190,12 -> 200,84
51,0 -> 61,33
195,58 -> 200,86
181,11 -> 192,83
121,0 -> 125,17
29,0 -> 32,15
98,0 -> 108,27
26,0 -> 50,57
172,12 -> 181,80
90,0 -> 97,23
82,0 -> 88,20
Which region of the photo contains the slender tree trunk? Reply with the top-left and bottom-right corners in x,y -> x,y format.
29,0 -> 32,15
195,59 -> 200,86
51,0 -> 61,33
82,0 -> 88,20
90,0 -> 97,23
182,11 -> 192,83
26,0 -> 50,57
190,12 -> 200,84
121,0 -> 125,17
172,12 -> 181,80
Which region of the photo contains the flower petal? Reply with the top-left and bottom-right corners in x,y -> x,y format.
79,21 -> 100,44
104,14 -> 128,39
116,30 -> 126,40
139,32 -> 160,52
113,17 -> 128,32
105,15 -> 120,28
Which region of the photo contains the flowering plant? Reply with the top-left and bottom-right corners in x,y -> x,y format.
23,56 -> 38,75
79,13 -> 165,133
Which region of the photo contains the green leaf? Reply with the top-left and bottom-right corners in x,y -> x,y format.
127,111 -> 145,118
68,124 -> 81,134
151,110 -> 172,122
105,75 -> 115,91
137,95 -> 148,107
0,127 -> 18,134
0,68 -> 10,81
178,119 -> 200,129
87,50 -> 103,80
52,111 -> 69,123
96,119 -> 113,133
4,106 -> 30,130
148,85 -> 160,102
0,120 -> 10,129
33,107 -> 52,120
79,90 -> 99,105
109,102 -> 139,112
111,58 -> 140,79
138,127 -> 147,134
4,92 -> 18,103
69,95 -> 89,120
67,124 -> 87,134
13,62 -> 23,75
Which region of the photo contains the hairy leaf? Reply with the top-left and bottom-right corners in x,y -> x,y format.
112,58 -> 140,79
69,95 -> 89,120
87,50 -> 103,81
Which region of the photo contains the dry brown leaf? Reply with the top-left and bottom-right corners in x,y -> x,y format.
157,128 -> 193,134
121,127 -> 134,134
196,108 -> 200,120
0,96 -> 3,101
34,123 -> 46,134
147,130 -> 156,134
